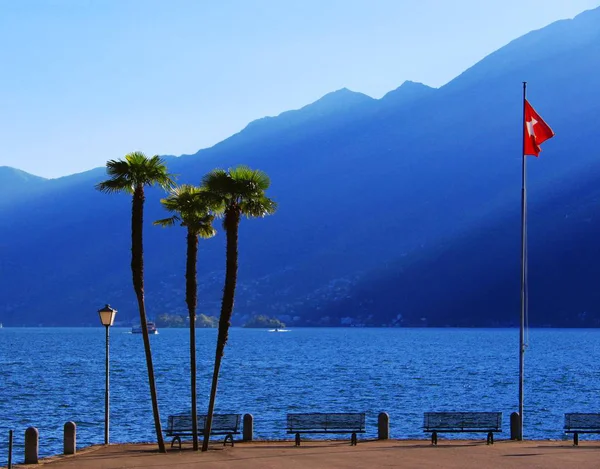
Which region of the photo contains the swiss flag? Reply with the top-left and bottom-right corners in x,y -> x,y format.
524,100 -> 554,157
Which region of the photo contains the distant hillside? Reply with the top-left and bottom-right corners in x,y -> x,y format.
0,166 -> 110,209
0,166 -> 47,199
1,7 -> 600,326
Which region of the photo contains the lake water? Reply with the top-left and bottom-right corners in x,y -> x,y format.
1,327 -> 600,462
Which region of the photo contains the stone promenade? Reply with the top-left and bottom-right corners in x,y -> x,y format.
9,439 -> 600,469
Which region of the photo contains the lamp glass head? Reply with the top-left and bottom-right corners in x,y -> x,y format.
98,304 -> 117,326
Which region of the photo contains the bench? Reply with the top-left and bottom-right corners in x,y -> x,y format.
423,412 -> 502,445
166,413 -> 241,449
286,412 -> 366,446
564,413 -> 600,445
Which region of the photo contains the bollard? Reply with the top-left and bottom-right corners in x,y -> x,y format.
510,412 -> 521,440
243,414 -> 253,442
378,412 -> 389,440
8,429 -> 13,469
64,421 -> 77,455
24,426 -> 39,464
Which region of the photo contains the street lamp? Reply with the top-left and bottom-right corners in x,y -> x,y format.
98,304 -> 117,445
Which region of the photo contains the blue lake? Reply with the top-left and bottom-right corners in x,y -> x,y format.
1,327 -> 600,461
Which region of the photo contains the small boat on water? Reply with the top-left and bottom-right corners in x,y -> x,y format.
131,322 -> 158,334
268,328 -> 290,332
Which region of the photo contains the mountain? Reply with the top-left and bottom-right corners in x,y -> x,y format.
0,166 -> 109,209
0,166 -> 47,198
318,6 -> 600,327
208,87 -> 376,153
2,7 -> 600,327
381,81 -> 436,107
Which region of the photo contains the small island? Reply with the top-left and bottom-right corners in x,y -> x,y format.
243,315 -> 286,329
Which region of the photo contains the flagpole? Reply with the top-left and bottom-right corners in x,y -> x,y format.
518,81 -> 527,441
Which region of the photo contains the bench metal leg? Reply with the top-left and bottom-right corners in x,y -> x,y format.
431,431 -> 438,446
351,432 -> 357,446
171,436 -> 182,450
223,433 -> 234,447
487,432 -> 493,445
295,433 -> 301,446
574,433 -> 579,446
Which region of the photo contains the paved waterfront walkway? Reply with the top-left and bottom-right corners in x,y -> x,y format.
9,439 -> 600,469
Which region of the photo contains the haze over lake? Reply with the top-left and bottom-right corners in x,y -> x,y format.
1,327 -> 599,460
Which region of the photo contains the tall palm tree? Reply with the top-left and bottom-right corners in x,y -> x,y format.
154,185 -> 219,451
200,166 -> 276,451
96,151 -> 174,453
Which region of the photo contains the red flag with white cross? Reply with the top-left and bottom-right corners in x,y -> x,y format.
524,100 -> 554,157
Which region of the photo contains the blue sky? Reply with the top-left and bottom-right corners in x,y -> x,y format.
1,0 -> 598,178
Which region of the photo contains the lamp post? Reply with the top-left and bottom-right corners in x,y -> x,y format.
98,304 -> 117,445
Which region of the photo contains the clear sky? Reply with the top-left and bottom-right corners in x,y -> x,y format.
1,0 -> 598,178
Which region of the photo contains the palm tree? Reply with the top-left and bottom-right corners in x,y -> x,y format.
200,166 -> 276,451
154,185 -> 219,451
96,151 -> 174,453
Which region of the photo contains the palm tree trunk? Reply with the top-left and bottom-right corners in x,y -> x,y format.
202,209 -> 240,452
132,187 -> 166,453
186,229 -> 199,451
202,349 -> 223,452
